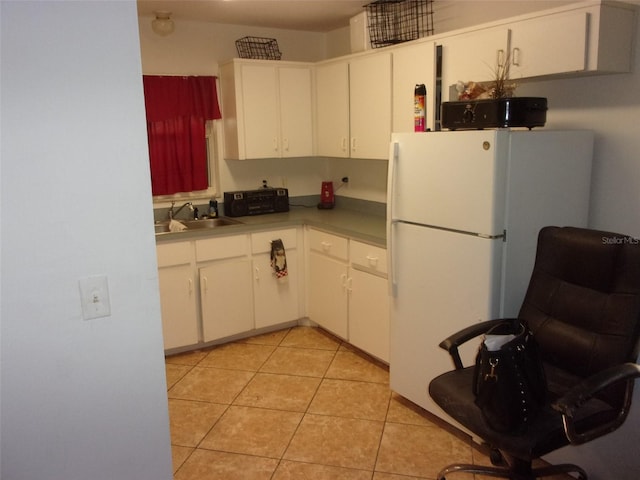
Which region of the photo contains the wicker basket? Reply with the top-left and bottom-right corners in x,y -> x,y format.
235,36 -> 282,60
365,0 -> 434,48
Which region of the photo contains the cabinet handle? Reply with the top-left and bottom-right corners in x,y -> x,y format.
497,49 -> 505,68
255,266 -> 260,281
347,276 -> 353,294
512,47 -> 521,66
202,276 -> 208,294
283,137 -> 289,152
321,241 -> 332,252
341,137 -> 348,152
366,255 -> 379,268
188,278 -> 193,295
340,273 -> 348,292
351,137 -> 357,152
273,137 -> 279,152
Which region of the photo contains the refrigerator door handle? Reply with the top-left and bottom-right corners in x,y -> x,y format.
387,142 -> 400,297
386,142 -> 399,225
388,220 -> 399,297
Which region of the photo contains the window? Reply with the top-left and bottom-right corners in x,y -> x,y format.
142,76 -> 222,201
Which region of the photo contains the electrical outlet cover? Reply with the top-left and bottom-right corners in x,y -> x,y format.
79,275 -> 111,320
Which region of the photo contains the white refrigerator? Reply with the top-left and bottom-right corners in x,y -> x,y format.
387,129 -> 593,425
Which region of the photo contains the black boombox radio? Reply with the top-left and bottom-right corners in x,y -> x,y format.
223,188 -> 289,217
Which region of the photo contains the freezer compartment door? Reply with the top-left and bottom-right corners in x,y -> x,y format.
388,131 -> 508,236
389,223 -> 503,421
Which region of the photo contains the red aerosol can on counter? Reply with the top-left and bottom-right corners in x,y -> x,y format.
317,181 -> 335,209
414,84 -> 427,132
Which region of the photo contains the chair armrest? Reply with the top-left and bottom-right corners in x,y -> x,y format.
438,318 -> 516,370
551,363 -> 640,444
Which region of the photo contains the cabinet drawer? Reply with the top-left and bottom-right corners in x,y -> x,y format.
308,229 -> 348,261
157,241 -> 192,267
251,228 -> 298,254
350,240 -> 387,276
196,234 -> 249,262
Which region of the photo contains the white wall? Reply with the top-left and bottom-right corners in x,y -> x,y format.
0,2 -> 172,479
515,15 -> 640,479
138,14 -> 328,75
519,68 -> 640,238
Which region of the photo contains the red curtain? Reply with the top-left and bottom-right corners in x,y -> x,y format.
142,76 -> 222,196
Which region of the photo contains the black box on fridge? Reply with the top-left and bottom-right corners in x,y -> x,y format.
442,97 -> 547,131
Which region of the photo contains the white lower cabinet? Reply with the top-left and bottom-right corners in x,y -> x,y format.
199,259 -> 253,342
251,228 -> 300,329
157,242 -> 199,351
348,241 -> 390,363
306,228 -> 390,362
156,225 -> 388,360
308,252 -> 349,339
157,227 -> 303,352
158,264 -> 199,350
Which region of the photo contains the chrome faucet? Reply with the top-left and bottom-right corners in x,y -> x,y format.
168,201 -> 194,220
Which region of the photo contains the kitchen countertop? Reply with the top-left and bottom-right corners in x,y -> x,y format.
154,204 -> 387,247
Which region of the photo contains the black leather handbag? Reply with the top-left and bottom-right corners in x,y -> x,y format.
473,320 -> 547,434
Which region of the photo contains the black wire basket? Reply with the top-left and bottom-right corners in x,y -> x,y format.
365,0 -> 434,48
235,36 -> 282,60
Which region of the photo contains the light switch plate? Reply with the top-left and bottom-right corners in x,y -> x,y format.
79,275 -> 111,320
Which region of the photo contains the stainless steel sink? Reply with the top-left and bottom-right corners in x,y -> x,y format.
154,217 -> 243,234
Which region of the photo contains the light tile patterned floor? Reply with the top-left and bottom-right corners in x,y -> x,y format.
165,326 -> 566,480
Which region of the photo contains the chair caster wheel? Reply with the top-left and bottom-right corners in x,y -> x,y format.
489,449 -> 504,466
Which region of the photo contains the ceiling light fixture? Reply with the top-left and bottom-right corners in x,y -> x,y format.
151,11 -> 175,36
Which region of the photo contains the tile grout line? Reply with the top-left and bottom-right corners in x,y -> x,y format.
268,333 -> 344,479
168,326 -> 429,479
170,330 -> 291,476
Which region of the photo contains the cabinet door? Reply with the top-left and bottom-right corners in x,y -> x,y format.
348,268 -> 390,363
158,265 -> 199,350
440,27 -> 509,101
315,61 -> 350,158
241,64 -> 279,159
253,250 -> 299,328
200,259 -> 254,342
392,41 -> 437,133
509,11 -> 587,79
279,66 -> 313,157
307,252 -> 348,339
349,53 -> 392,160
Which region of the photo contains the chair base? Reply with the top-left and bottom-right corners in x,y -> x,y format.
436,461 -> 587,480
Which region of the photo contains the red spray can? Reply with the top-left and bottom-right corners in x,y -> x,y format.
414,84 -> 426,132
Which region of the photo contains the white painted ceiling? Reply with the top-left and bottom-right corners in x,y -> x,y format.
136,0 -> 369,32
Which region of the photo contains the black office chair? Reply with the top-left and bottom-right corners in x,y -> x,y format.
429,226 -> 640,480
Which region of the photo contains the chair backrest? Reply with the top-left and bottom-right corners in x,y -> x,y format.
519,226 -> 640,405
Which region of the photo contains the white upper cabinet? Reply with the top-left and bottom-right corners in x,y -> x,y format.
508,11 -> 589,79
240,63 -> 279,159
349,52 -> 392,160
222,1 -> 634,158
315,52 -> 392,160
392,41 -> 437,133
278,67 -> 314,157
439,27 -> 510,101
220,59 -> 313,160
439,1 -> 635,98
510,3 -> 635,78
315,61 -> 350,158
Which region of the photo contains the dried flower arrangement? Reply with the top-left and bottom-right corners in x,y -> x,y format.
490,52 -> 517,99
454,53 -> 517,101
